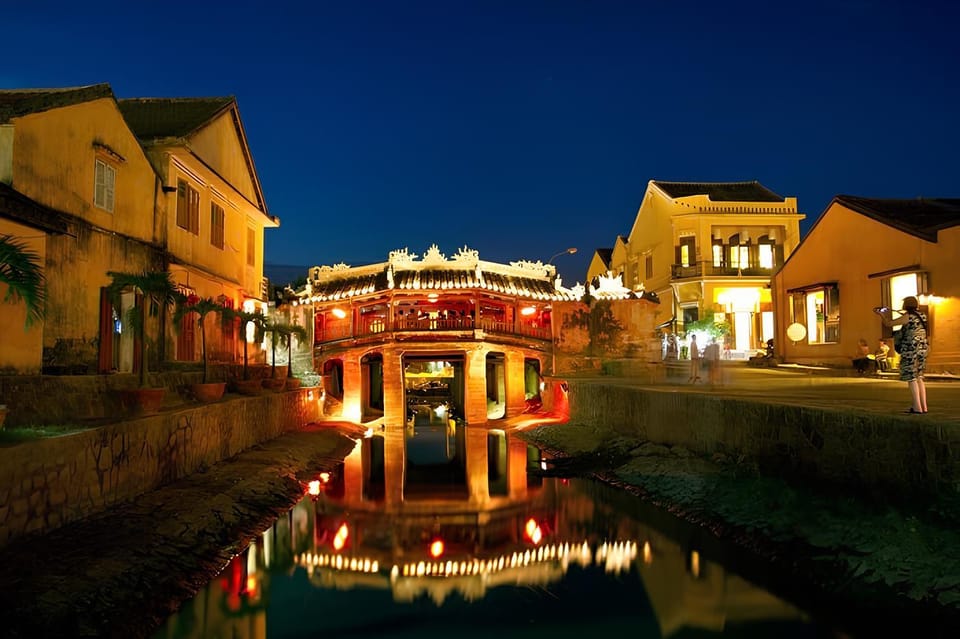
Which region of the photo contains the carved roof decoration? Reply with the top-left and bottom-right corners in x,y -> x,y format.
301,245 -> 580,302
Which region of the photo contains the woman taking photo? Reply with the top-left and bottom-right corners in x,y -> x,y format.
875,296 -> 928,414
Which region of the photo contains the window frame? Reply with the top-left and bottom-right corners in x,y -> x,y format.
246,226 -> 256,267
94,158 -> 116,212
210,201 -> 225,250
789,284 -> 840,345
176,179 -> 200,235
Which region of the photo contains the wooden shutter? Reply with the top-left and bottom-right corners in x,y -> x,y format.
98,287 -> 114,373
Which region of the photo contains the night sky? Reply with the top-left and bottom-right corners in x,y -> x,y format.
4,0 -> 957,285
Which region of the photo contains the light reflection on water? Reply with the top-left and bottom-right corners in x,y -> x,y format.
154,431 -> 827,638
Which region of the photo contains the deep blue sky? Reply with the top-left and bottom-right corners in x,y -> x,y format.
4,0 -> 957,285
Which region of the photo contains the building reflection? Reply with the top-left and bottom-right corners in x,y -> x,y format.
156,429 -> 810,638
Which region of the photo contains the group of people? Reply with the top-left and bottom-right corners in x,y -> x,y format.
852,338 -> 892,374
686,333 -> 722,384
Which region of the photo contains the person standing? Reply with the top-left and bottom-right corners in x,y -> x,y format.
704,337 -> 721,385
875,296 -> 928,414
687,333 -> 701,383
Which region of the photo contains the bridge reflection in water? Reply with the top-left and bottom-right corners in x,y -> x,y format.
154,429 -> 822,638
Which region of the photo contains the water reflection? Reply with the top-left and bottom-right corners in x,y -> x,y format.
155,429 -> 820,638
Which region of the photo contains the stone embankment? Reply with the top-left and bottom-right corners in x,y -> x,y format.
566,379 -> 960,494
0,378 -> 321,548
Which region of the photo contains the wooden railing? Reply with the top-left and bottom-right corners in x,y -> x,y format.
318,317 -> 552,344
671,261 -> 781,279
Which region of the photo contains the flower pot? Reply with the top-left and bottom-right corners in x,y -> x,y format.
231,379 -> 263,396
119,388 -> 165,415
262,378 -> 286,392
190,382 -> 226,403
0,405 -> 7,430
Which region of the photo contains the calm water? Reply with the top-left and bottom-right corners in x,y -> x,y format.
152,430 -> 837,638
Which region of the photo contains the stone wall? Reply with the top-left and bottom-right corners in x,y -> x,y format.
0,389 -> 321,548
567,382 -> 960,494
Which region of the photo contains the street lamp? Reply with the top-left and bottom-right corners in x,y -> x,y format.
547,247 -> 577,264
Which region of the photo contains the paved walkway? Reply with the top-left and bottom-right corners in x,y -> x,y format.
568,362 -> 960,427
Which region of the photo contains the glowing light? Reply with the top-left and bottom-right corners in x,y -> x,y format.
363,427 -> 374,438
307,480 -> 321,496
521,306 -> 537,316
319,472 -> 331,484
427,293 -> 439,300
919,294 -> 947,305
524,518 -> 543,545
245,576 -> 258,593
643,541 -> 652,565
540,460 -> 547,471
430,539 -> 445,558
333,523 -> 349,551
690,550 -> 700,578
331,307 -> 347,319
433,404 -> 448,418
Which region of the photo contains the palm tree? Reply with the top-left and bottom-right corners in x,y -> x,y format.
263,319 -> 308,379
107,270 -> 177,388
173,296 -> 225,384
230,308 -> 266,381
279,322 -> 308,379
0,235 -> 45,328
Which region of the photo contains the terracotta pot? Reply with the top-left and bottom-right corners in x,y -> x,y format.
119,388 -> 165,415
191,382 -> 226,403
231,379 -> 263,396
285,377 -> 301,390
0,405 -> 7,430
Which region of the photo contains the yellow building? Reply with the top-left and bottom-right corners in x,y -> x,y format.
0,85 -> 162,374
118,96 -> 279,366
609,180 -> 804,357
771,195 -> 960,373
0,84 -> 277,377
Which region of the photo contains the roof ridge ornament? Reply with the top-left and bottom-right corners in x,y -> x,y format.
421,244 -> 446,265
389,248 -> 418,269
509,259 -> 549,277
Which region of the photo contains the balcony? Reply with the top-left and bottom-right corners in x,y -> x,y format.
671,261 -> 780,280
316,316 -> 553,345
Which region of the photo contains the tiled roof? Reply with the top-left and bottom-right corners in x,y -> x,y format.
308,267 -> 574,301
0,182 -> 72,234
117,97 -> 235,139
835,195 -> 960,242
652,180 -> 785,202
0,84 -> 113,124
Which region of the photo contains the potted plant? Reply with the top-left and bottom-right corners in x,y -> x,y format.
0,234 -> 46,328
107,269 -> 177,414
280,322 -> 308,389
261,319 -> 307,390
228,308 -> 266,395
173,295 -> 227,403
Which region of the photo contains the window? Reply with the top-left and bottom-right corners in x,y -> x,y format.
645,255 -> 653,279
729,244 -> 749,269
176,180 -> 200,234
210,202 -> 225,250
879,272 -> 928,339
758,243 -> 774,269
790,285 -> 840,344
94,159 -> 115,212
678,236 -> 696,267
246,227 -> 256,266
712,242 -> 723,268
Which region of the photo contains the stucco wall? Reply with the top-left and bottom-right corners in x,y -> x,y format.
567,381 -> 959,493
0,388 -> 320,548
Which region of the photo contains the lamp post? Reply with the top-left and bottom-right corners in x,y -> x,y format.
547,247 -> 577,264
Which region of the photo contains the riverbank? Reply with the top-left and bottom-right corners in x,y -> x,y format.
0,425 -> 356,639
519,419 -> 960,637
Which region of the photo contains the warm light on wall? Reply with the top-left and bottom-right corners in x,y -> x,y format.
308,480 -> 321,496
333,523 -> 349,551
520,306 -> 537,316
429,539 -> 445,558
332,307 -> 347,319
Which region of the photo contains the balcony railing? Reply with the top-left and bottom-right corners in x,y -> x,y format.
671,261 -> 781,279
318,317 -> 553,344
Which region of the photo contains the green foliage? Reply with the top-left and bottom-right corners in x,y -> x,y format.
225,308 -> 266,380
263,319 -> 308,377
0,234 -> 46,327
107,269 -> 177,387
173,296 -> 229,383
684,309 -> 731,339
562,300 -> 624,356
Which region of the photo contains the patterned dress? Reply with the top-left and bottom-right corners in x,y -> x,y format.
898,311 -> 928,382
